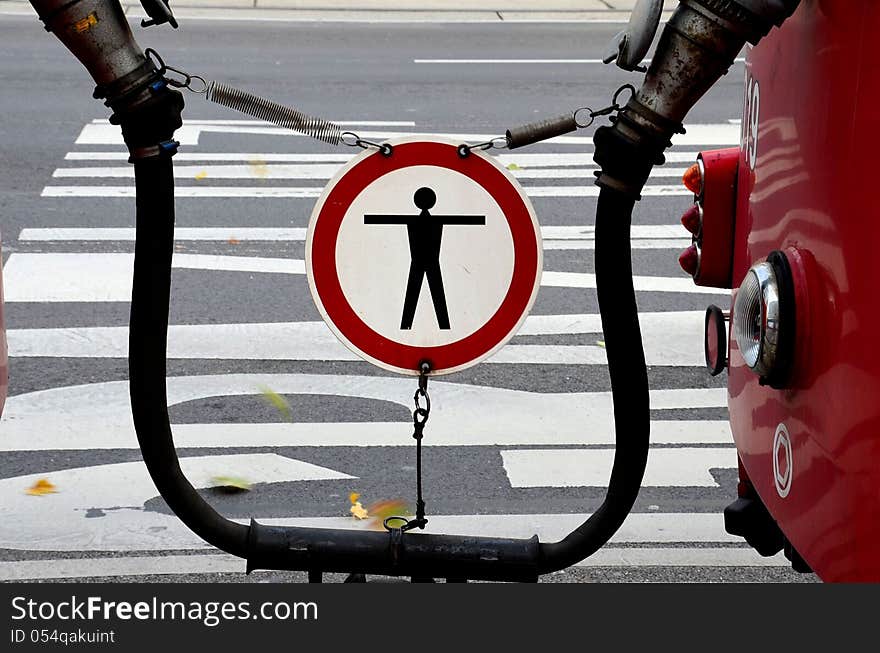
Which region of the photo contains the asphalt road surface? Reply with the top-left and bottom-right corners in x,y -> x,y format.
0,12 -> 817,583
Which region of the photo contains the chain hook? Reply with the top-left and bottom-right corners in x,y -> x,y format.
144,48 -> 208,94
341,131 -> 393,156
573,83 -> 637,130
457,136 -> 509,158
383,361 -> 432,533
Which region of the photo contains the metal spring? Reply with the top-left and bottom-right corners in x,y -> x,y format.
206,81 -> 342,146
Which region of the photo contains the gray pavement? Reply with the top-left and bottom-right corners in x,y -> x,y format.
0,12 -> 817,583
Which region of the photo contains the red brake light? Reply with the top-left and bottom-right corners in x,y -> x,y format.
678,244 -> 700,276
681,204 -> 702,235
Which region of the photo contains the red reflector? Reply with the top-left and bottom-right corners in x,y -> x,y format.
681,204 -> 701,235
683,163 -> 703,195
704,304 -> 727,377
678,244 -> 699,277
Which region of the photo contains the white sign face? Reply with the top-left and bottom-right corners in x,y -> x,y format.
336,165 -> 515,348
306,138 -> 542,376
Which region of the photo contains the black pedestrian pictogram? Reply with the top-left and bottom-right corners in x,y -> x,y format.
365,187 -> 485,330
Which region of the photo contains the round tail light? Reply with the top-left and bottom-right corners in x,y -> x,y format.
733,252 -> 795,387
734,262 -> 779,375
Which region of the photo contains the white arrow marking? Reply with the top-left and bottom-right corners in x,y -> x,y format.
2,253 -> 723,302
0,454 -> 354,552
0,374 -> 728,451
502,448 -> 735,488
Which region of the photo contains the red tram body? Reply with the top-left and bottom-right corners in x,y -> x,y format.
686,0 -> 880,581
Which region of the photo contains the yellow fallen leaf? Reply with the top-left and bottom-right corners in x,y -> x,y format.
25,478 -> 58,496
259,386 -> 292,422
368,499 -> 411,530
249,162 -> 270,178
194,170 -> 208,180
596,340 -> 606,348
350,501 -> 369,520
507,163 -> 521,170
349,492 -> 360,504
209,476 -> 251,492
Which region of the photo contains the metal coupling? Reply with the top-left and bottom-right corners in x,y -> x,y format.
30,0 -> 158,112
595,0 -> 775,197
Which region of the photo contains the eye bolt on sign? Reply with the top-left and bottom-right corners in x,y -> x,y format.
305,138 -> 543,376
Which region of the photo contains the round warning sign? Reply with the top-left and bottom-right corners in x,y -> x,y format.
306,137 -> 542,375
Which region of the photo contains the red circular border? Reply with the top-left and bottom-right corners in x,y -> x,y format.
309,141 -> 539,372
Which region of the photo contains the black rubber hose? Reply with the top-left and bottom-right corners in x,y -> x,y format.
538,187 -> 650,572
129,154 -> 250,557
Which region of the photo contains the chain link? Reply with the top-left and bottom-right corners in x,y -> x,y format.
340,131 -> 394,156
145,49 -> 208,94
573,83 -> 636,128
384,361 -> 432,533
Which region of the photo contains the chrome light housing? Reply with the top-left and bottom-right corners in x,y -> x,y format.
734,261 -> 781,377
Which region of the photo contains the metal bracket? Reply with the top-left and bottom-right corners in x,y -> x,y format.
603,0 -> 664,72
139,0 -> 178,29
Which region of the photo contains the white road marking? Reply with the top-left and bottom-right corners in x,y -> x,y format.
264,513 -> 743,544
546,239 -> 691,250
63,151 -> 704,164
416,58 -> 608,63
51,164 -> 688,180
19,227 -> 311,241
414,58 -> 745,64
16,226 -> 692,251
0,453 -> 354,551
0,421 -> 733,451
541,271 -> 726,294
19,224 -> 689,243
65,151 -> 354,162
73,123 -> 738,147
0,546 -> 785,580
2,253 -> 720,302
0,505 -> 747,553
1,253 -> 301,302
89,118 -> 416,127
0,373 -> 728,451
41,184 -> 693,198
7,311 -> 711,367
0,555 -> 250,581
502,448 -> 735,488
